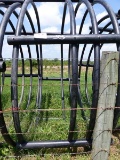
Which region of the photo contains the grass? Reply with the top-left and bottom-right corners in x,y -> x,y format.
0,64 -> 120,159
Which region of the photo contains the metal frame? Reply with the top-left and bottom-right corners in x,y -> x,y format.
0,0 -> 120,149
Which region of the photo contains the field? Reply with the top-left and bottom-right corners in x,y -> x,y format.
0,60 -> 120,159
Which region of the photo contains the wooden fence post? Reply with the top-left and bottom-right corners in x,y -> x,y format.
92,51 -> 119,160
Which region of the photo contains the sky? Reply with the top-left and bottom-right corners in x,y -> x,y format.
1,0 -> 120,60
106,0 -> 119,13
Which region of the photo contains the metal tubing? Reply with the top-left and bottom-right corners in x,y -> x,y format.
5,74 -> 70,80
31,2 -> 42,111
60,3 -> 67,120
11,0 -> 33,144
85,16 -> 116,107
0,0 -> 80,4
1,0 -> 120,150
94,0 -> 120,137
84,15 -> 116,109
10,10 -> 33,107
86,0 -> 120,141
17,139 -> 92,149
75,0 -> 100,125
80,1 -> 100,142
7,34 -> 120,44
76,9 -> 89,121
66,0 -> 78,141
0,2 -> 21,147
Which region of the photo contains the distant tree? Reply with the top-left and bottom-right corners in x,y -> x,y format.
54,58 -> 59,62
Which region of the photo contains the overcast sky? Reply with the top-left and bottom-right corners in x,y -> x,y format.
2,0 -> 120,60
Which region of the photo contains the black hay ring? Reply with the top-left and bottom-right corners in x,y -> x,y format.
0,0 -> 120,149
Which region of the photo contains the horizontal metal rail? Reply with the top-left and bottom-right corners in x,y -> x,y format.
0,0 -> 80,4
8,34 -> 120,45
17,139 -> 92,149
4,74 -> 70,81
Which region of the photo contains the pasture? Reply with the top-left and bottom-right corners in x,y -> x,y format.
0,60 -> 120,159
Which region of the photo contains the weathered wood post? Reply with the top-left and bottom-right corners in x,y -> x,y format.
92,51 -> 119,160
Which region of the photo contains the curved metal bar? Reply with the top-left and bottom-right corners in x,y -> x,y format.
68,45 -> 71,98
29,2 -> 43,124
0,0 -> 120,150
13,6 -> 41,108
66,0 -> 78,141
67,4 -> 72,98
85,15 -> 119,106
76,1 -> 88,111
15,2 -> 42,109
81,0 -> 100,141
31,2 -> 42,111
13,11 -> 24,109
0,6 -> 7,93
0,2 -> 21,146
77,84 -> 87,121
11,0 -> 32,144
26,47 -> 32,108
85,10 -> 120,112
0,9 -> 25,104
84,16 -> 116,107
61,3 -> 67,119
13,11 -> 25,108
3,7 -> 35,109
10,1 -> 41,124
11,0 -> 42,141
86,0 -> 120,140
36,45 -> 41,110
26,3 -> 39,108
84,15 -> 111,107
0,9 -> 6,93
93,0 -> 120,129
94,0 -> 120,33
18,53 -> 25,107
78,14 -> 119,112
22,9 -> 34,108
11,12 -> 33,108
75,0 -> 100,141
60,45 -> 65,119
0,9 -> 29,132
11,10 -> 32,108
75,9 -> 88,79
75,8 -> 88,121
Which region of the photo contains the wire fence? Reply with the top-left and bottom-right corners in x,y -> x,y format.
0,56 -> 120,159
1,0 -> 120,159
